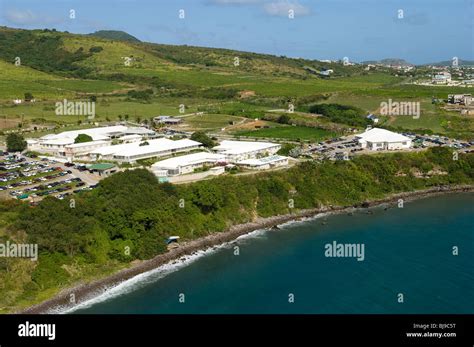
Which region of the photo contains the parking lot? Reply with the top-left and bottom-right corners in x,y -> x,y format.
0,153 -> 102,202
304,133 -> 474,160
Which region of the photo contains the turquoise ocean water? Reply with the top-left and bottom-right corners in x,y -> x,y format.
74,193 -> 474,314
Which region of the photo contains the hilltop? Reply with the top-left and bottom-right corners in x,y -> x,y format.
88,30 -> 141,43
361,58 -> 414,67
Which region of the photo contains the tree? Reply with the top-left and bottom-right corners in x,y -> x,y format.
118,115 -> 123,121
89,95 -> 97,102
24,92 -> 34,102
277,114 -> 291,124
6,133 -> 27,152
190,131 -> 216,148
74,134 -> 93,144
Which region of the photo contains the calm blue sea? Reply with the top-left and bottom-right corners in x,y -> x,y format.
74,193 -> 474,314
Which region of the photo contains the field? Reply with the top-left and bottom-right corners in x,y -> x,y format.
182,113 -> 246,131
0,61 -> 128,101
235,125 -> 336,142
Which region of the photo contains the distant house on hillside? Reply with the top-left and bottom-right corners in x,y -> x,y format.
366,114 -> 379,123
432,72 -> 451,84
153,116 -> 183,125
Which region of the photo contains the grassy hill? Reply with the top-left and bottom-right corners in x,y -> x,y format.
0,26 -> 472,140
88,30 -> 141,42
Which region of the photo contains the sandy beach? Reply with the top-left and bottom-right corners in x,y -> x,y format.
17,184 -> 474,314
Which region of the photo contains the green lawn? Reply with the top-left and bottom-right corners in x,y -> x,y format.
235,125 -> 337,142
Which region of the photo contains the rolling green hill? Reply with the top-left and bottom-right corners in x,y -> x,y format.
0,26 -> 472,140
89,30 -> 141,42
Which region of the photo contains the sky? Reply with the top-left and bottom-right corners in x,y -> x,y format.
0,0 -> 472,64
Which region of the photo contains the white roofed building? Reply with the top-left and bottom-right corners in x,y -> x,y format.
27,125 -> 157,159
213,140 -> 281,162
356,128 -> 411,151
151,152 -> 227,176
90,138 -> 202,163
237,155 -> 289,170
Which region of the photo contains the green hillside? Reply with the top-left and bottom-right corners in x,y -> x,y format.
89,30 -> 141,42
0,26 -> 472,140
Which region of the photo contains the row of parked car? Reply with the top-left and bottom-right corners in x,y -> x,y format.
9,177 -> 85,199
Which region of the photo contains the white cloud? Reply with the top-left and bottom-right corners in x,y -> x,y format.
4,8 -> 63,26
263,1 -> 311,17
209,0 -> 262,5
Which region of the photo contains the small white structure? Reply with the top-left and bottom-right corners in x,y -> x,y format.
237,155 -> 289,170
13,99 -> 22,104
356,128 -> 411,151
151,152 -> 227,176
366,114 -> 379,124
213,140 -> 281,162
154,116 -> 182,125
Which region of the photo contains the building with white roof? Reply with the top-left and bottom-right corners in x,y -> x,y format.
213,140 -> 281,162
356,128 -> 411,151
27,125 -> 156,159
237,155 -> 289,170
90,138 -> 202,163
64,140 -> 112,160
151,152 -> 227,176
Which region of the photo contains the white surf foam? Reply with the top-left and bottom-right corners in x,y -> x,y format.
54,213 -> 331,314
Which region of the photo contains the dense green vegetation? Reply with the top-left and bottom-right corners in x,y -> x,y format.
307,103 -> 370,127
6,133 -> 27,152
0,29 -> 93,77
190,131 -> 216,148
0,147 -> 472,312
88,30 -> 141,43
74,134 -> 93,143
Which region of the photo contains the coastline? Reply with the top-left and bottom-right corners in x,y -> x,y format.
17,184 -> 474,314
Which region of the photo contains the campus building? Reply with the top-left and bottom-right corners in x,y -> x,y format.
212,140 -> 281,162
151,152 -> 227,176
26,126 -> 156,159
89,138 -> 201,163
236,155 -> 289,170
356,128 -> 412,151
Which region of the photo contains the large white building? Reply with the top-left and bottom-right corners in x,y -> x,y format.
27,126 -> 156,159
356,128 -> 411,151
213,140 -> 281,162
90,138 -> 201,163
151,152 -> 227,176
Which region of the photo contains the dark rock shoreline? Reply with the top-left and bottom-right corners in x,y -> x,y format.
17,185 -> 474,314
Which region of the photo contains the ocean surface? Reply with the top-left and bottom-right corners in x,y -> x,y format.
73,193 -> 474,314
